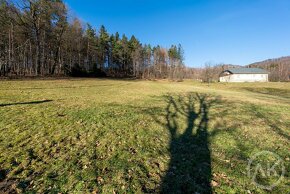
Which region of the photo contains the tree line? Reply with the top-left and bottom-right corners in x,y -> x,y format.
247,57 -> 289,82
201,62 -> 289,82
0,0 -> 191,80
1,0 -> 288,81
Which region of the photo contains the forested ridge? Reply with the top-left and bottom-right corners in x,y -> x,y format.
0,0 -> 192,79
247,56 -> 290,81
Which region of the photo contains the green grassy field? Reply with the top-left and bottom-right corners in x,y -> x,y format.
0,79 -> 289,193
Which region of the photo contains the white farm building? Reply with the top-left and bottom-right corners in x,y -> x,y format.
219,68 -> 269,82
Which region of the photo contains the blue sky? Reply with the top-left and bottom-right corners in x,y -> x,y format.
64,0 -> 290,67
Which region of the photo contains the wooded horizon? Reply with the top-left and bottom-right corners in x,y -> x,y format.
0,0 -> 190,80
0,0 -> 288,81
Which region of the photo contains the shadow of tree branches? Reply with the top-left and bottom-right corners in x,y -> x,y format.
0,100 -> 53,107
147,92 -> 221,193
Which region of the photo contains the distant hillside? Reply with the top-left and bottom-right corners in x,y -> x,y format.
247,56 -> 290,81
221,64 -> 243,69
248,56 -> 290,67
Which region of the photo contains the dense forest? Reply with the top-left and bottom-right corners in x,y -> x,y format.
0,0 -> 193,79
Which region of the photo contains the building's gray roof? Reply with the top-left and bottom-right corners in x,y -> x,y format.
225,68 -> 268,74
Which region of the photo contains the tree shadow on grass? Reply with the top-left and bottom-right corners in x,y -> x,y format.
151,93 -> 219,193
249,104 -> 290,141
0,100 -> 53,107
242,87 -> 290,99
